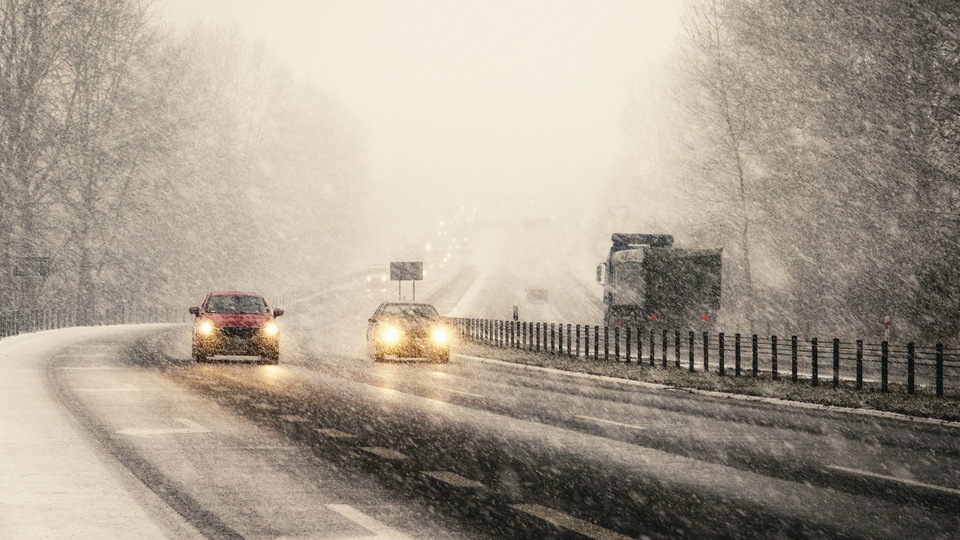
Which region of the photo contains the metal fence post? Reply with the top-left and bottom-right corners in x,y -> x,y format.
791,336 -> 798,382
576,324 -> 582,359
536,322 -> 541,352
936,343 -> 944,398
718,332 -> 725,376
907,342 -> 915,395
594,325 -> 600,359
811,338 -> 819,387
881,341 -> 889,392
752,334 -> 759,377
688,331 -> 695,372
551,323 -> 556,354
833,338 -> 840,388
568,324 -> 573,358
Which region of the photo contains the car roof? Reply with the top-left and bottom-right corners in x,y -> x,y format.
207,291 -> 264,298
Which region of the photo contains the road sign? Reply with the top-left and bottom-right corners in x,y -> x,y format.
390,261 -> 423,281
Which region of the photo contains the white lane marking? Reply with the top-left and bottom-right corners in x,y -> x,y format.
361,446 -> 409,460
76,384 -> 140,392
446,389 -> 485,398
575,415 -> 647,431
826,465 -> 960,496
326,504 -> 411,539
116,417 -> 211,436
423,470 -> 485,488
317,428 -> 357,439
253,402 -> 278,410
61,366 -> 116,370
279,414 -> 308,422
511,503 -> 633,540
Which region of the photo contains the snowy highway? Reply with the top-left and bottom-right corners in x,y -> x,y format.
3,253 -> 960,538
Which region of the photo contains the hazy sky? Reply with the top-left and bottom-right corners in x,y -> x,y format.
158,1 -> 682,230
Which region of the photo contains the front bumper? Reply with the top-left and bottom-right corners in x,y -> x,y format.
377,338 -> 449,358
194,326 -> 279,356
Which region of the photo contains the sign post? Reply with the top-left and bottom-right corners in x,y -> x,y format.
390,261 -> 423,301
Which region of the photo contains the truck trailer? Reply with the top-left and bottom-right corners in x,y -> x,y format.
597,233 -> 722,328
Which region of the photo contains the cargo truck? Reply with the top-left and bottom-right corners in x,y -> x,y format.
596,233 -> 722,328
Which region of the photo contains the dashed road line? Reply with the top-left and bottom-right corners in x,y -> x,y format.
75,384 -> 140,392
423,470 -> 485,488
361,446 -> 409,460
60,366 -> 116,370
826,465 -> 960,496
253,402 -> 278,411
316,428 -> 357,439
511,503 -> 633,540
445,389 -> 485,398
575,415 -> 647,431
116,417 -> 211,436
326,504 -> 411,539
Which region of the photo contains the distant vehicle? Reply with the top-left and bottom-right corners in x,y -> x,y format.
189,291 -> 284,364
597,233 -> 721,328
366,301 -> 451,363
526,288 -> 549,302
365,265 -> 390,291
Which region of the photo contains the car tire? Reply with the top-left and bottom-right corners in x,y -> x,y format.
192,345 -> 207,363
432,352 -> 450,363
261,355 -> 279,365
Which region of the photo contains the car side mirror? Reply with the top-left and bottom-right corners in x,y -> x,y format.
273,308 -> 284,317
368,318 -> 377,323
189,306 -> 200,316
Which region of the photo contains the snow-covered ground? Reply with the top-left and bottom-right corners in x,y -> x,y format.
0,325 -> 198,539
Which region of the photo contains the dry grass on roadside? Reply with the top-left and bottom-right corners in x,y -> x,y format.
456,342 -> 960,423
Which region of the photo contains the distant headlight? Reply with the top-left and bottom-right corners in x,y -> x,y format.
198,320 -> 215,336
380,326 -> 401,345
431,327 -> 449,345
263,322 -> 279,337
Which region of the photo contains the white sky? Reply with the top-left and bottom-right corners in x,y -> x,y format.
157,0 -> 682,233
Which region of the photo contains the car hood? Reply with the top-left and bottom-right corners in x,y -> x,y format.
203,313 -> 272,327
377,316 -> 443,330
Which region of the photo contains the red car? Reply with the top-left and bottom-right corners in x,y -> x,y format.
189,291 -> 284,364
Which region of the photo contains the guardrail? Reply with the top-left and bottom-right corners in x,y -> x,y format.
0,307 -> 193,338
451,318 -> 960,398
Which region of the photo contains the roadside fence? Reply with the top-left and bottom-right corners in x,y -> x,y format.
452,318 -> 960,398
0,307 -> 192,339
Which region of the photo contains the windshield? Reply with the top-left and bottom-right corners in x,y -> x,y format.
206,295 -> 268,314
379,304 -> 440,319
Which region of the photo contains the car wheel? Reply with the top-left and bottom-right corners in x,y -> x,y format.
192,345 -> 207,363
432,352 -> 450,363
261,355 -> 279,365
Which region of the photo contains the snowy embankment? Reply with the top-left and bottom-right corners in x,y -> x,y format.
0,325 -> 193,539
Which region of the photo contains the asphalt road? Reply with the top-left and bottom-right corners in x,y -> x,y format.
35,315 -> 960,539
6,232 -> 960,538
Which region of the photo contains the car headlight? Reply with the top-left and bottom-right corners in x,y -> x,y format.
198,320 -> 215,336
431,327 -> 449,345
263,322 -> 279,337
380,325 -> 401,345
